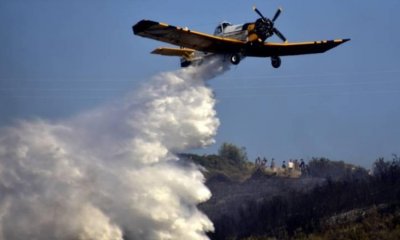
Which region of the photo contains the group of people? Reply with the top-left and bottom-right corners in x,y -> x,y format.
255,157 -> 309,175
255,157 -> 275,169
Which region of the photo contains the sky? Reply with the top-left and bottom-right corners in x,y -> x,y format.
1,0 -> 399,168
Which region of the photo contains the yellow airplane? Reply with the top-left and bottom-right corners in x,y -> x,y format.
133,7 -> 350,68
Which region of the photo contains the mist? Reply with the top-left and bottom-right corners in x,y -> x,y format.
0,57 -> 229,239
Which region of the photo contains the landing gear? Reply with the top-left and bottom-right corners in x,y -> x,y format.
271,56 -> 281,68
230,54 -> 241,65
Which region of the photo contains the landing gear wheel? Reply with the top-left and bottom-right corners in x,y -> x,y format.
271,56 -> 281,68
230,54 -> 241,65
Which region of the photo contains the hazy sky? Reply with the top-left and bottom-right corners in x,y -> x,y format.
1,0 -> 399,168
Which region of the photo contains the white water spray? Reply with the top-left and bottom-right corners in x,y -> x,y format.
0,57 -> 229,240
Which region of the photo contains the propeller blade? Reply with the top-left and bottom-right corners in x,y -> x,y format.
253,6 -> 268,22
272,7 -> 282,22
273,28 -> 287,42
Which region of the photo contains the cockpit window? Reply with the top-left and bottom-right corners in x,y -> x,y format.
221,22 -> 232,29
214,26 -> 222,35
214,22 -> 232,35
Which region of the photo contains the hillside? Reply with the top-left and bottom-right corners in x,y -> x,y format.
180,150 -> 400,240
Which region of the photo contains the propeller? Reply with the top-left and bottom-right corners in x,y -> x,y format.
272,7 -> 282,22
252,6 -> 287,42
253,6 -> 268,23
273,28 -> 286,42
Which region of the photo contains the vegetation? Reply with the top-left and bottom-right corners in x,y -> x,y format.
182,143 -> 400,239
218,142 -> 248,165
241,203 -> 400,240
205,155 -> 400,240
182,143 -> 400,240
181,142 -> 255,181
307,157 -> 369,181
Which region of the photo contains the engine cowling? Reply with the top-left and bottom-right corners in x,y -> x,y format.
246,7 -> 287,43
245,19 -> 272,43
254,18 -> 274,42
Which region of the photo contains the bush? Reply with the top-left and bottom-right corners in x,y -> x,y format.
218,142 -> 248,165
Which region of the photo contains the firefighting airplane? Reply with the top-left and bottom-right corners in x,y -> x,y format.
133,6 -> 350,68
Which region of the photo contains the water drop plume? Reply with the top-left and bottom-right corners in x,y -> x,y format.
0,56 -> 229,239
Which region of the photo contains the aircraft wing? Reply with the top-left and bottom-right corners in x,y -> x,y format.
133,20 -> 244,53
246,39 -> 350,57
133,20 -> 349,57
151,47 -> 195,58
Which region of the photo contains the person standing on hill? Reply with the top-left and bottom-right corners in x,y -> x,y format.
288,159 -> 294,173
270,158 -> 275,170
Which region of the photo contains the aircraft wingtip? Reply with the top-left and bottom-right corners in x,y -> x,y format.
132,20 -> 158,35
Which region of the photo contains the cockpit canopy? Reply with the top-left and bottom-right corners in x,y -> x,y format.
214,21 -> 232,35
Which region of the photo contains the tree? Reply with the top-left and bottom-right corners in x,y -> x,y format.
373,155 -> 400,183
218,142 -> 248,165
308,157 -> 368,181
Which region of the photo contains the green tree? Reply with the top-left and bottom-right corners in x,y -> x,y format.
218,142 -> 248,165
